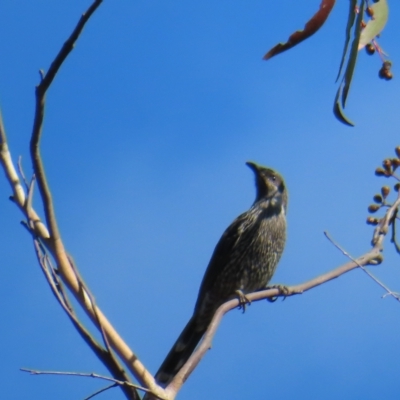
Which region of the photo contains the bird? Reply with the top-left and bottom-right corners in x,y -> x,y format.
155,161 -> 288,387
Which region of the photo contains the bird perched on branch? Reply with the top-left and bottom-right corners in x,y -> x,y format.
155,161 -> 288,387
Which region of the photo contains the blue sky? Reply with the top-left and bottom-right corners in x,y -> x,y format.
1,1 -> 400,399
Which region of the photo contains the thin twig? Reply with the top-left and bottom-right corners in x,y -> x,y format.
33,240 -> 139,400
372,191 -> 400,244
0,113 -> 49,238
17,156 -> 30,191
26,175 -> 36,218
66,254 -> 132,394
20,369 -> 154,396
30,0 -> 103,241
390,209 -> 400,254
324,232 -> 400,301
33,239 -> 101,346
84,383 -> 118,400
40,1 -> 103,94
0,109 -> 6,145
67,255 -> 110,350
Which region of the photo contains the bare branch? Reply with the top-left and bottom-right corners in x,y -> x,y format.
0,112 -> 49,239
0,108 -> 6,145
20,1 -> 160,397
390,208 -> 400,254
163,191 -> 400,396
324,232 -> 400,301
26,175 -> 36,219
41,0 -> 103,94
372,191 -> 400,244
20,368 -> 155,396
67,255 -> 112,351
17,156 -> 30,191
65,254 -> 139,400
84,383 -> 118,400
33,239 -> 105,355
33,241 -> 140,400
30,0 -> 103,241
1,3 -> 157,396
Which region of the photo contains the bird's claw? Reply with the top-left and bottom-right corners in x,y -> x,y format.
235,289 -> 251,313
265,284 -> 291,302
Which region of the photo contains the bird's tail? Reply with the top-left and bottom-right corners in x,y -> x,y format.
154,315 -> 206,387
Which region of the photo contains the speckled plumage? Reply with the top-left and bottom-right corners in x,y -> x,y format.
155,162 -> 287,386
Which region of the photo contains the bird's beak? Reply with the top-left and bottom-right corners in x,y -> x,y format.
246,161 -> 260,174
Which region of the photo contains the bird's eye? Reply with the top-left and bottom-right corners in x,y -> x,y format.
270,175 -> 276,181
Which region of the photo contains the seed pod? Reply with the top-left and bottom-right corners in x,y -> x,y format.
379,61 -> 393,80
373,194 -> 383,203
381,186 -> 390,198
375,167 -> 386,176
368,204 -> 380,213
383,60 -> 392,70
391,158 -> 400,168
395,183 -> 400,192
384,71 -> 393,80
383,159 -> 392,173
395,146 -> 400,158
366,216 -> 379,225
366,7 -> 374,17
366,43 -> 375,55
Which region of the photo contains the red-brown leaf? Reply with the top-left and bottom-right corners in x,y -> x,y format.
263,0 -> 335,60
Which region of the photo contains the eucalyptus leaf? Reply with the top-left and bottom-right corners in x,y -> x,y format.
341,0 -> 364,107
333,83 -> 354,126
359,0 -> 389,50
336,0 -> 357,82
263,0 -> 335,60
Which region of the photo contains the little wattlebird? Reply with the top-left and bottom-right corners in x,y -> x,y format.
155,161 -> 288,387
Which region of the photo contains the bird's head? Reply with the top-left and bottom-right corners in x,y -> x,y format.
246,161 -> 288,213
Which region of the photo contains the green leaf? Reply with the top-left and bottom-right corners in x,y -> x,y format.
341,0 -> 364,107
333,0 -> 364,126
333,83 -> 354,126
359,0 -> 389,50
263,0 -> 335,60
335,0 -> 357,82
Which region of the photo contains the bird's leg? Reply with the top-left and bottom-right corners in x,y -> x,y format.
235,289 -> 251,313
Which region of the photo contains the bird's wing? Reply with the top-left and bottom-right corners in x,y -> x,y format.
195,208 -> 260,310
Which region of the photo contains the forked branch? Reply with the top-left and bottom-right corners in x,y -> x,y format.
0,1 -> 160,400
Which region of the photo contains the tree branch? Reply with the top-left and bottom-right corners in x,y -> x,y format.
163,191 -> 400,397
0,112 -> 49,239
1,2 -> 160,399
23,1 -> 160,398
84,383 -> 118,400
30,0 -> 103,241
32,239 -> 139,400
20,369 -> 154,397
